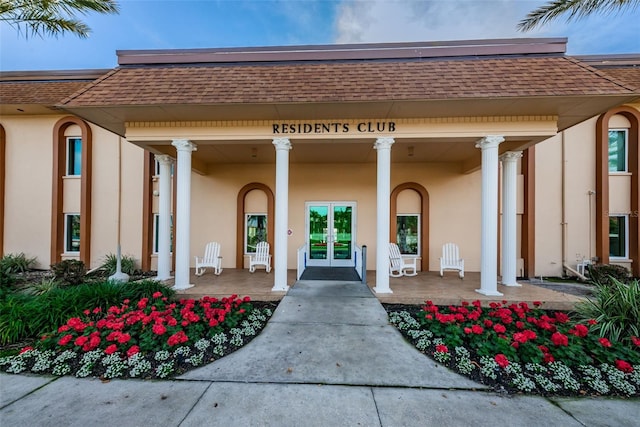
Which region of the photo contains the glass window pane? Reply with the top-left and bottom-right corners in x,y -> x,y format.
608,130 -> 626,172
309,206 -> 328,260
65,214 -> 80,252
153,214 -> 173,254
396,215 -> 419,255
67,138 -> 82,175
246,214 -> 267,253
609,216 -> 626,258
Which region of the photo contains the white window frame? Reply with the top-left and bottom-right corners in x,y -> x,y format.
245,213 -> 267,255
609,214 -> 629,259
152,213 -> 173,254
64,213 -> 80,254
396,213 -> 421,256
608,128 -> 628,174
66,137 -> 82,176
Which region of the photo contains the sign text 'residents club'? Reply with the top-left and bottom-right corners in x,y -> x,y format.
273,121 -> 396,134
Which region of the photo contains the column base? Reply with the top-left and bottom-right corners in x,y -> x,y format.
501,281 -> 522,287
172,283 -> 194,291
475,288 -> 503,296
373,286 -> 393,294
271,285 -> 289,292
108,272 -> 130,284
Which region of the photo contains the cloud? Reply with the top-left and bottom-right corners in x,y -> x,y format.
332,0 -> 640,53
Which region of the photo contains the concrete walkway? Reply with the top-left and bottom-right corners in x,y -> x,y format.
1,281 -> 638,426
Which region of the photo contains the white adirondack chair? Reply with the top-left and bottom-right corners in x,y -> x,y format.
194,242 -> 223,276
389,242 -> 418,277
249,241 -> 272,273
440,243 -> 464,278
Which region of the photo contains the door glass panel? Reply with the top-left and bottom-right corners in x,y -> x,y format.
333,205 -> 352,260
309,206 -> 328,260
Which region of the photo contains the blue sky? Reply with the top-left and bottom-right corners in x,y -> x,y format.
1,0 -> 639,71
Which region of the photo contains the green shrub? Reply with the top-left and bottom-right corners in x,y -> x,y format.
0,253 -> 37,273
51,259 -> 86,286
573,278 -> 640,345
587,264 -> 629,286
97,253 -> 137,276
0,279 -> 174,345
20,277 -> 61,296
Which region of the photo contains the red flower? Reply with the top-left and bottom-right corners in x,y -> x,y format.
137,298 -> 149,310
598,338 -> 612,348
152,323 -> 167,335
105,344 -> 118,355
484,319 -> 493,328
435,344 -> 448,353
74,336 -> 89,346
615,360 -> 634,373
126,345 -> 140,358
19,346 -> 34,354
533,301 -> 542,307
493,324 -> 506,334
632,336 -> 640,347
513,332 -> 529,343
495,354 -> 509,368
58,334 -> 73,346
117,333 -> 131,344
587,319 -> 597,325
569,324 -> 589,338
152,291 -> 163,298
58,325 -> 70,333
543,353 -> 555,363
554,312 -> 570,323
464,327 -> 472,334
551,332 -> 568,346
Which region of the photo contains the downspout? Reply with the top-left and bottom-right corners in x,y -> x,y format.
561,131 -> 567,277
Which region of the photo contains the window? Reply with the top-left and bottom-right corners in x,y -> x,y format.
153,213 -> 173,254
609,215 -> 628,258
396,214 -> 419,255
67,137 -> 82,176
245,214 -> 267,253
64,214 -> 80,253
608,129 -> 627,172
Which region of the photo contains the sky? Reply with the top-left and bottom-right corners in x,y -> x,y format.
1,0 -> 639,71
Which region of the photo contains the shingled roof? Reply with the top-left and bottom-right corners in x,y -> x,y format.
62,56 -> 635,107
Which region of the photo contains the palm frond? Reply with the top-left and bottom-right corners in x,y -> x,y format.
518,0 -> 640,32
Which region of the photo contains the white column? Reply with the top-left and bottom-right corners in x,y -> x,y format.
373,137 -> 394,294
500,151 -> 522,287
171,139 -> 197,290
155,154 -> 174,281
476,135 -> 504,296
272,138 -> 291,292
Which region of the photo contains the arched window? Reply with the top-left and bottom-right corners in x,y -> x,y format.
236,183 -> 274,268
596,107 -> 640,275
390,183 -> 429,271
52,117 -> 92,265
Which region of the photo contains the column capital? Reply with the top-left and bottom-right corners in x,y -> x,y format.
500,151 -> 523,163
273,138 -> 292,150
171,139 -> 197,152
475,135 -> 504,150
154,154 -> 174,165
374,137 -> 395,150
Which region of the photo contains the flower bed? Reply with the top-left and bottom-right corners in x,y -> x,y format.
0,293 -> 274,379
387,300 -> 640,396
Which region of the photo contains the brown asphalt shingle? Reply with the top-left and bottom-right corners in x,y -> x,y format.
0,81 -> 91,105
62,56 -> 637,107
601,68 -> 640,90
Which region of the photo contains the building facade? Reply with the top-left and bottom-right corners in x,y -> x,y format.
1,38 -> 639,294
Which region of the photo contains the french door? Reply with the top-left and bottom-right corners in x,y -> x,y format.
306,202 -> 356,267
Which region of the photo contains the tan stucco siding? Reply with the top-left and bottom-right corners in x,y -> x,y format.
2,116 -> 56,268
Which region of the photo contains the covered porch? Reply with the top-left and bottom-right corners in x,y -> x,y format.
169,269 -> 586,311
